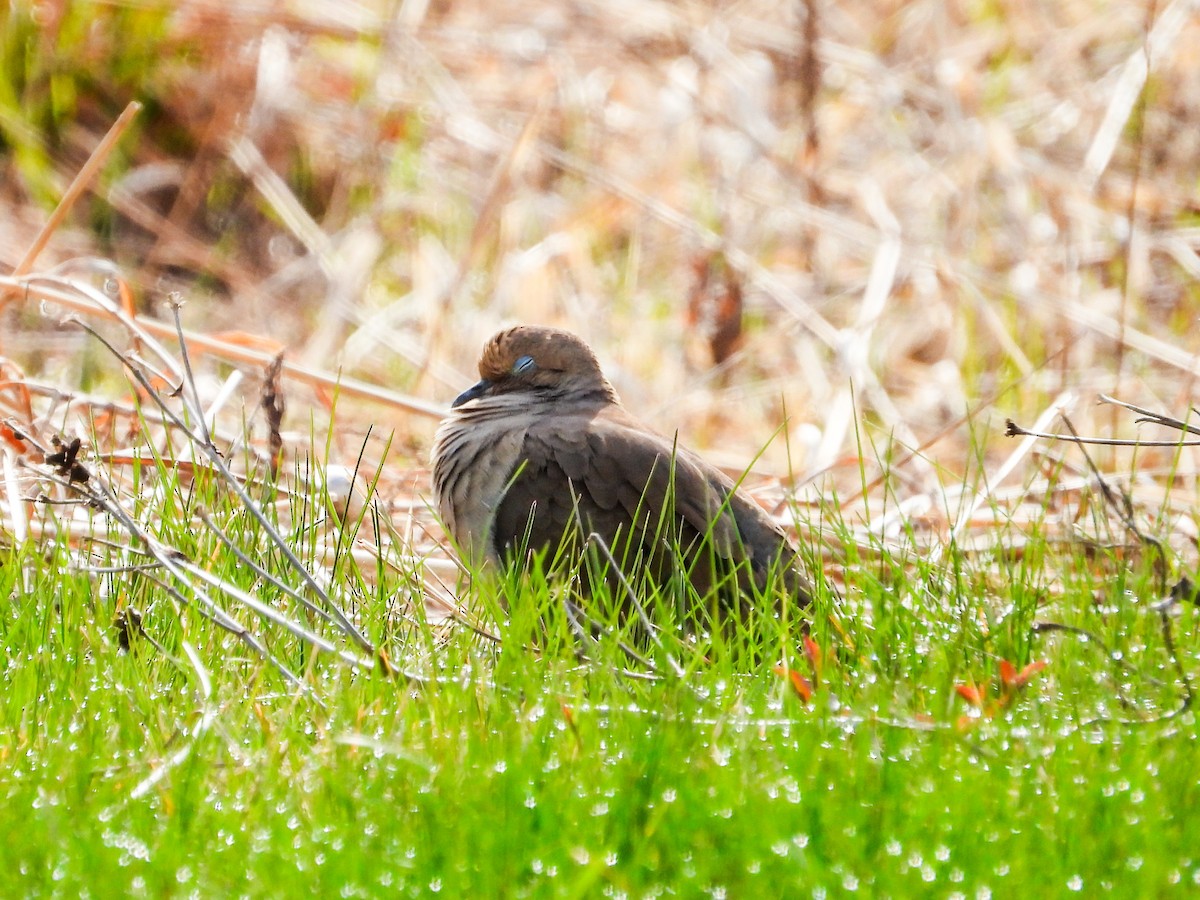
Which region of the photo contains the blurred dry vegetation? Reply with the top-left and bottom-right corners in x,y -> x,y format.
2,0 -> 1200,595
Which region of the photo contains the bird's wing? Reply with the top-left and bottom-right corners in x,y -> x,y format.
491,405 -> 743,563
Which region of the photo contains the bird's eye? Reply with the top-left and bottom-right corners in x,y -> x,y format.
511,355 -> 536,376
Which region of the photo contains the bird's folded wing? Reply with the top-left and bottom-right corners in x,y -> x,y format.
500,409 -> 744,559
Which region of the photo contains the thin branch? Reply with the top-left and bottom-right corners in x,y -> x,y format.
1005,418 -> 1200,448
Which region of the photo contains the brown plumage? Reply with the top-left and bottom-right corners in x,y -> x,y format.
431,325 -> 813,621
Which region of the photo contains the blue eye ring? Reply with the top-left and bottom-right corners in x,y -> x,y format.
511,355 -> 536,376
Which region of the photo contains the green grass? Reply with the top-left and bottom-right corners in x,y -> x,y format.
2,4 -> 1199,893
1,453 -> 1198,898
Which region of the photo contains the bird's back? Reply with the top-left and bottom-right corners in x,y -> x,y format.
490,404 -> 812,620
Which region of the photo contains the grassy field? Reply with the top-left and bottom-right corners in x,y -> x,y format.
2,0 -> 1200,896
1,476 -> 1197,897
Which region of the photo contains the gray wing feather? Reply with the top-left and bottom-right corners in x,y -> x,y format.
491,407 -> 811,610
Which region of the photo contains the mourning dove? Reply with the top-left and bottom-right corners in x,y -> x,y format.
432,325 -> 813,620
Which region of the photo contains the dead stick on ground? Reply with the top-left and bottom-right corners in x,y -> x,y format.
4,276 -> 447,420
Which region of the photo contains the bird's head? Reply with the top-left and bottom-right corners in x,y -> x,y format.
452,326 -> 619,408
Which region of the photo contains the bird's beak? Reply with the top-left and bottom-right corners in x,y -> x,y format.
451,379 -> 493,408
